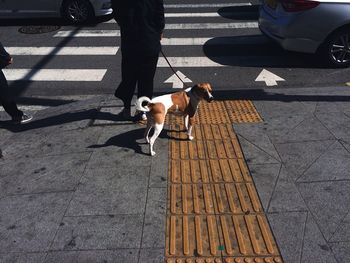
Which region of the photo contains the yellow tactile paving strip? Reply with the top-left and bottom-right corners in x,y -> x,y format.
165,101 -> 281,263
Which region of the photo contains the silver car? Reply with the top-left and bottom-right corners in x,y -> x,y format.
259,0 -> 350,67
0,0 -> 112,24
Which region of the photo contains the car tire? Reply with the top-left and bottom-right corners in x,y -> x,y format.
62,0 -> 94,24
318,27 -> 350,68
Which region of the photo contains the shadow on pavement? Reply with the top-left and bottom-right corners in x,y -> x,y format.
88,128 -> 145,154
213,89 -> 350,102
0,108 -> 131,133
88,127 -> 168,155
203,35 -> 323,68
218,5 -> 260,20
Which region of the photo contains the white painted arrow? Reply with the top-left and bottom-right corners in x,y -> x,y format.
164,71 -> 192,89
255,69 -> 285,86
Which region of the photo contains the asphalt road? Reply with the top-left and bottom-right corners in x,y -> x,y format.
1,0 -> 350,102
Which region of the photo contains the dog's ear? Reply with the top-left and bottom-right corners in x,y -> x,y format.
195,83 -> 212,92
200,82 -> 212,92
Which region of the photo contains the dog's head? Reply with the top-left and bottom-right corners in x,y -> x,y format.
192,83 -> 214,102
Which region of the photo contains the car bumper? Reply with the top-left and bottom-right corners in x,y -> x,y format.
259,24 -> 320,53
258,6 -> 321,53
91,0 -> 113,16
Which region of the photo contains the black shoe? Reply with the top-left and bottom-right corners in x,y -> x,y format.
12,114 -> 33,124
115,107 -> 132,121
133,111 -> 147,123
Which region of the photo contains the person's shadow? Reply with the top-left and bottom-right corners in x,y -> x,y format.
0,108 -> 133,132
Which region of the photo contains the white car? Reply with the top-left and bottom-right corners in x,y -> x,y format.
259,0 -> 350,67
0,0 -> 112,24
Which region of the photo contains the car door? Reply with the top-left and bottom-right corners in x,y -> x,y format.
2,0 -> 61,17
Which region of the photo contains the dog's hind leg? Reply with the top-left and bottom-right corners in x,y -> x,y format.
149,123 -> 164,156
144,119 -> 153,144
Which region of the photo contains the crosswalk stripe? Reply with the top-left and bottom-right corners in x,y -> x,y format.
166,22 -> 258,29
104,12 -> 253,21
3,69 -> 107,81
158,57 -> 225,67
161,36 -> 267,45
164,3 -> 251,8
55,22 -> 258,37
6,47 -> 119,55
54,30 -> 121,37
165,12 -> 240,18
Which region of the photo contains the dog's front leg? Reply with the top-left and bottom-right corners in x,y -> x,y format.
184,115 -> 189,131
187,116 -> 195,140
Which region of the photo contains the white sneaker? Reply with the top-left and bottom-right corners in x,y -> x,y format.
12,114 -> 33,124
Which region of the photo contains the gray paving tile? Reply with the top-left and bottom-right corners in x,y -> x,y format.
316,112 -> 350,140
66,166 -> 149,216
315,101 -> 350,114
267,212 -> 307,263
301,214 -> 337,263
0,152 -> 90,196
87,146 -> 152,169
44,249 -> 139,263
254,100 -> 312,120
330,242 -> 350,263
254,115 -> 307,144
339,137 -> 350,154
0,129 -> 13,149
275,140 -> 335,181
0,252 -> 46,263
268,167 -> 307,212
149,138 -> 168,188
233,123 -> 280,161
298,141 -> 350,182
297,181 -> 350,241
142,188 -> 167,248
237,135 -> 280,165
51,215 -> 143,250
248,163 -> 281,211
2,127 -> 102,159
330,211 -> 350,242
93,106 -> 130,125
273,116 -> 334,143
0,193 -> 72,253
87,125 -> 154,168
139,249 -> 165,263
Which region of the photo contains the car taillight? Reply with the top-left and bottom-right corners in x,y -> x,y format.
281,0 -> 320,12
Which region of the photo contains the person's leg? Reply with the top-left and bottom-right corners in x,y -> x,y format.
114,52 -> 138,108
137,55 -> 159,99
0,70 -> 23,119
134,55 -> 158,121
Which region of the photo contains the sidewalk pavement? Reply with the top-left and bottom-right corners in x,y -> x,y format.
1,86 -> 350,263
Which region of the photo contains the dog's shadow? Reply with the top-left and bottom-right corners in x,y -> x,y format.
88,127 -> 171,155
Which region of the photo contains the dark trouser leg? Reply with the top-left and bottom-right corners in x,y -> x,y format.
0,70 -> 23,119
137,55 -> 159,100
1,100 -> 23,119
114,52 -> 138,108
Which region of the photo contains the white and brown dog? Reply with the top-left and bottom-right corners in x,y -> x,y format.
135,83 -> 213,156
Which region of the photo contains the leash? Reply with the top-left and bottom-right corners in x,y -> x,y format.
160,48 -> 191,90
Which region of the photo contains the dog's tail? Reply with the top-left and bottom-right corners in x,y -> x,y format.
135,96 -> 152,112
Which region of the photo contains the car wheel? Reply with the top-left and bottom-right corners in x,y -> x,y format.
319,28 -> 350,68
62,0 -> 94,24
